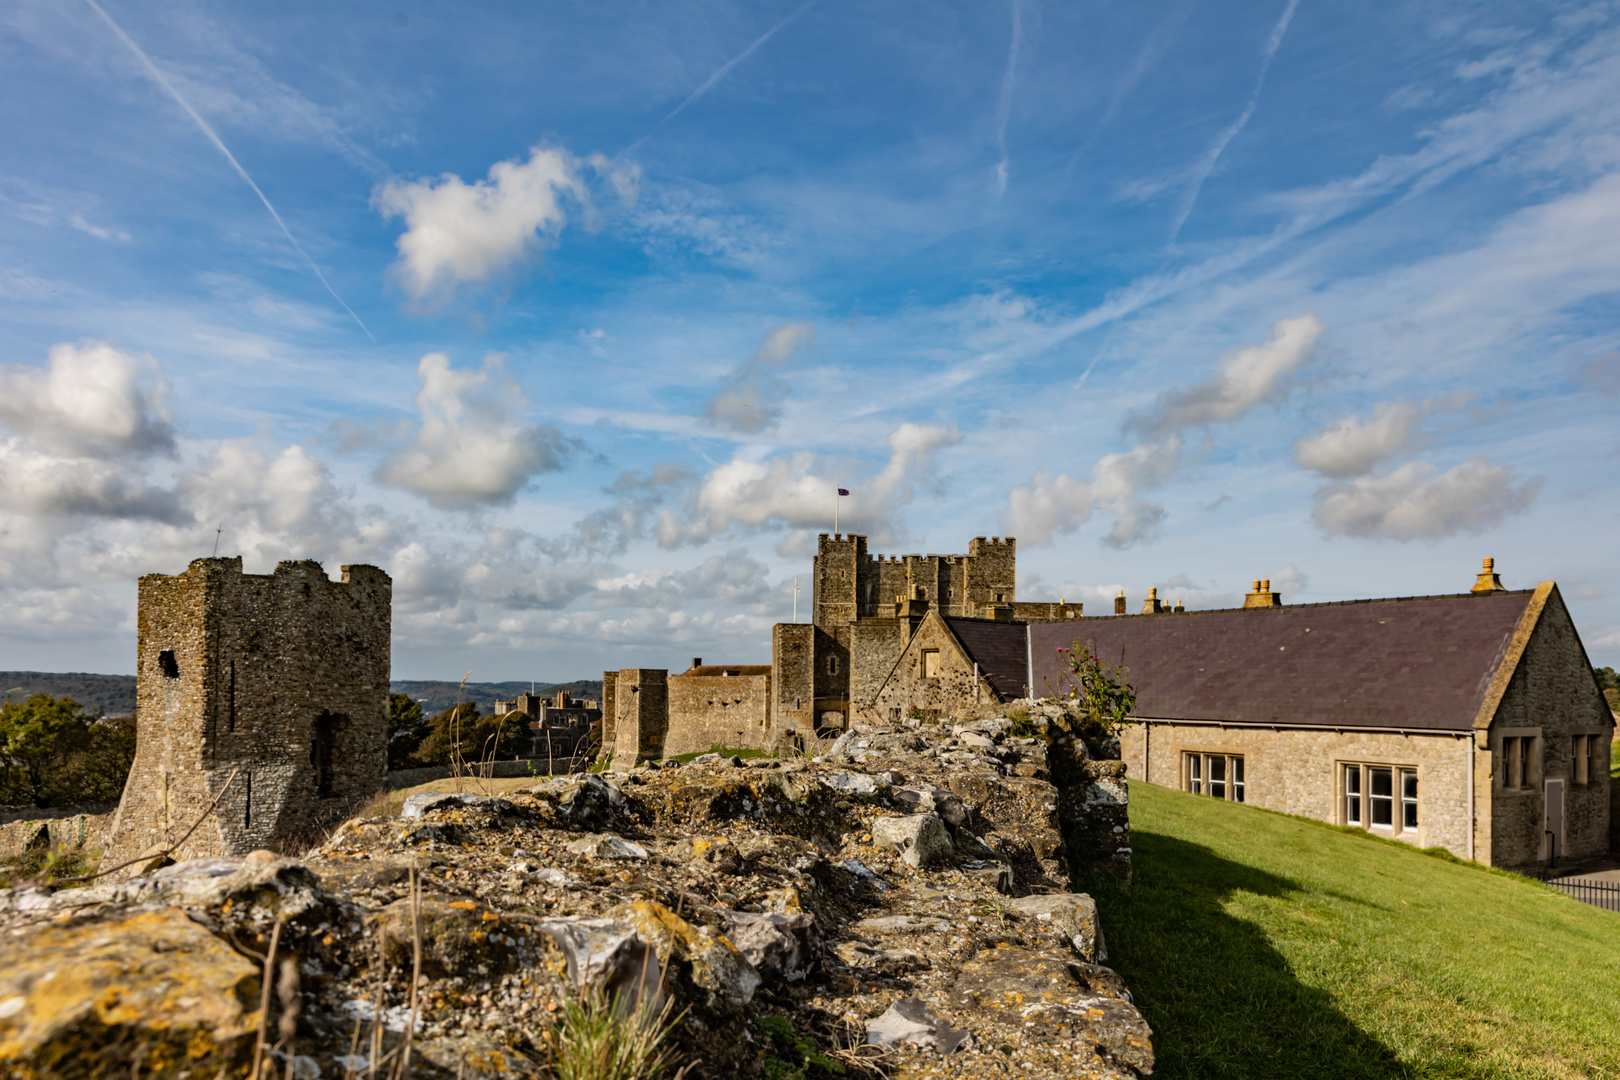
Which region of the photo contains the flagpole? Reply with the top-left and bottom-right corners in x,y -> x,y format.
834,488 -> 839,534
793,576 -> 798,623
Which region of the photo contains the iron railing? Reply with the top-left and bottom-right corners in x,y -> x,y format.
1546,877 -> 1620,913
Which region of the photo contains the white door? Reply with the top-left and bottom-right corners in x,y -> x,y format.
1544,779 -> 1565,862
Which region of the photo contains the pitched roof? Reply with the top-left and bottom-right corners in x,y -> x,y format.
678,664 -> 771,678
945,617 -> 1030,701
1026,591 -> 1537,731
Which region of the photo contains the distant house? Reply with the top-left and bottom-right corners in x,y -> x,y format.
861,559 -> 1612,870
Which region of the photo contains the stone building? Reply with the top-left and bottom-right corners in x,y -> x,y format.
1081,564 -> 1614,870
601,661 -> 773,771
829,557 -> 1610,869
493,689 -> 599,758
104,557 -> 391,866
773,533 -> 1081,735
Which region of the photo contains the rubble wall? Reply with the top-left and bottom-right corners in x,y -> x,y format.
664,672 -> 773,756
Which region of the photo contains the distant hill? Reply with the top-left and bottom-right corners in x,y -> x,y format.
0,672 -> 137,715
392,680 -> 604,715
0,672 -> 602,718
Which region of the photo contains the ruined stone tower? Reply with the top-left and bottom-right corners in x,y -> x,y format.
105,557 -> 391,866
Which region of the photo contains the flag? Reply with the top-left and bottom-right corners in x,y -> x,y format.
837,488 -> 849,496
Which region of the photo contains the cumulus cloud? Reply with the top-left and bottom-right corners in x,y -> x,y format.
1311,458 -> 1541,540
1293,394 -> 1472,478
377,352 -> 571,509
1127,314 -> 1323,437
707,322 -> 816,433
375,146 -> 590,302
580,422 -> 958,552
1009,315 -> 1322,545
0,341 -> 174,456
1294,398 -> 1429,478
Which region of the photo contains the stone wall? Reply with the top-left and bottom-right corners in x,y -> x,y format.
1122,722 -> 1478,859
870,615 -> 999,724
607,669 -> 668,771
848,618 -> 910,723
0,805 -> 116,858
663,672 -> 773,756
1481,587 -> 1613,867
105,558 -> 390,867
770,624 -> 816,736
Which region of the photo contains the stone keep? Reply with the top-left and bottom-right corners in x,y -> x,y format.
105,557 -> 391,865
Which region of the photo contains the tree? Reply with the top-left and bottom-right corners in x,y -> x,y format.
411,703 -> 528,768
388,692 -> 426,770
1596,666 -> 1619,711
0,694 -> 96,807
61,714 -> 138,803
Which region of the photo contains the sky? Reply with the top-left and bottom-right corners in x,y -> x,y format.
1,0 -> 1618,681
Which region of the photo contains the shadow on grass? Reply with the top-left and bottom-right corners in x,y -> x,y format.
1086,830 -> 1411,1080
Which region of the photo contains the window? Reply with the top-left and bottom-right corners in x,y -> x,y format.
1502,735 -> 1535,790
1344,763 -> 1420,835
1400,769 -> 1418,829
1369,766 -> 1394,828
158,650 -> 179,679
922,650 -> 941,679
827,655 -> 840,676
1573,735 -> 1591,785
1184,753 -> 1244,801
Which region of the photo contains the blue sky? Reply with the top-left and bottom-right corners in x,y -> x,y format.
2,0 -> 1618,680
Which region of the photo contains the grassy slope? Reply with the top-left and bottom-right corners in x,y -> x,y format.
1089,783 -> 1620,1080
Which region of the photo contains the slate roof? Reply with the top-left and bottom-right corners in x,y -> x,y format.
680,664 -> 772,677
945,617 -> 1031,701
1026,591 -> 1536,731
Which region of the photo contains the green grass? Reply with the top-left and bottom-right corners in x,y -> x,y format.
1089,784 -> 1620,1080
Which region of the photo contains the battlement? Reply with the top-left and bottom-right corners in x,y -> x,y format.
106,556 -> 391,869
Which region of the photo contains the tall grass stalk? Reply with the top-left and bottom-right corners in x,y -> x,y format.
543,986 -> 682,1080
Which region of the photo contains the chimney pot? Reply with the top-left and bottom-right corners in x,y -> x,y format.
1261,579 -> 1271,592
1483,557 -> 1494,571
1252,580 -> 1261,592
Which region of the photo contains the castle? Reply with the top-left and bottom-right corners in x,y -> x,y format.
602,533 -> 1079,767
104,557 -> 391,866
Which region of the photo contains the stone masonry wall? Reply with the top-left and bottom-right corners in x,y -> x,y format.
1483,588 -> 1613,868
770,624 -> 815,735
1122,722 -> 1477,859
663,672 -> 773,757
607,669 -> 667,771
848,618 -> 910,724
106,558 -> 390,867
870,616 -> 1000,724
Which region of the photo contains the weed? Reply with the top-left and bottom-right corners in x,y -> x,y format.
0,847 -> 95,889
1005,708 -> 1037,738
542,986 -> 682,1080
757,1016 -> 845,1079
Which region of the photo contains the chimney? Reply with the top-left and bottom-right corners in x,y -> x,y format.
691,657 -> 703,670
1174,599 -> 1185,613
1114,589 -> 1127,616
1244,578 -> 1282,609
1471,557 -> 1507,595
1141,587 -> 1165,615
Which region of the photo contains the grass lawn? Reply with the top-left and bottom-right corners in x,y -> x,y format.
1089,783 -> 1620,1080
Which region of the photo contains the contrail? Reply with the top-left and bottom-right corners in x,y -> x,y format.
664,2 -> 814,122
991,0 -> 1022,202
1166,0 -> 1300,246
84,0 -> 375,341
1065,0 -> 1199,176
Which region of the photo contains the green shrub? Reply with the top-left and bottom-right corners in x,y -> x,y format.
756,1015 -> 844,1079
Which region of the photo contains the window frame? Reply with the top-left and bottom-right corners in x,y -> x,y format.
1183,751 -> 1245,802
1340,761 -> 1420,838
921,649 -> 942,680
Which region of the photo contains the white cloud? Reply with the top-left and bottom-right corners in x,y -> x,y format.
1311,458 -> 1542,540
707,322 -> 815,433
377,352 -> 570,510
587,422 -> 959,551
375,146 -> 587,302
1009,315 -> 1322,545
0,341 -> 173,456
1294,398 -> 1431,478
1128,314 -> 1323,437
